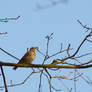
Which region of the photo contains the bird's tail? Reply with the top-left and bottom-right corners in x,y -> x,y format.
13,66 -> 18,70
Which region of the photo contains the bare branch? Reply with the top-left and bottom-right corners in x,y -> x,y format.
36,48 -> 45,56
0,48 -> 20,61
74,69 -> 77,92
0,66 -> 8,92
75,52 -> 92,59
76,71 -> 91,84
38,72 -> 43,92
0,69 -> 44,88
0,32 -> 8,35
45,33 -> 53,58
67,44 -> 71,57
0,16 -> 20,22
49,46 -> 73,59
0,61 -> 92,69
53,31 -> 92,64
86,39 -> 92,43
77,20 -> 92,31
72,32 -> 91,57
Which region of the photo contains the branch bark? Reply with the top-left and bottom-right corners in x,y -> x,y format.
0,61 -> 92,69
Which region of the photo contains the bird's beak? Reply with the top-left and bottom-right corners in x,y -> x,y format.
35,47 -> 38,50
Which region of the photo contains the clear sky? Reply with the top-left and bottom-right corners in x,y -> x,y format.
0,0 -> 92,92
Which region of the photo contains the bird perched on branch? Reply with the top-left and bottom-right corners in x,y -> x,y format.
13,47 -> 37,70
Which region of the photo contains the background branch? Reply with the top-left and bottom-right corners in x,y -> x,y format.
0,66 -> 8,92
0,16 -> 20,22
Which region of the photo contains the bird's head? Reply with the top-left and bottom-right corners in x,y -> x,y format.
30,47 -> 38,51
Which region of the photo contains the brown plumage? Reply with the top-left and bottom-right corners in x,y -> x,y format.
13,47 -> 37,70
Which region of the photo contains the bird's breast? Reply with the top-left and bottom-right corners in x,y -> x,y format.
25,52 -> 35,63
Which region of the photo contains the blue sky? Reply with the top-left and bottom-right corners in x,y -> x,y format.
0,0 -> 92,92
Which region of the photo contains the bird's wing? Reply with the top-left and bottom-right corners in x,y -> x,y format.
18,52 -> 30,64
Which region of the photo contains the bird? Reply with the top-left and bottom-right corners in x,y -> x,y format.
13,47 -> 37,70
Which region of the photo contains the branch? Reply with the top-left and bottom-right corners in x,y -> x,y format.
0,48 -> 20,61
0,66 -> 8,92
0,61 -> 92,69
77,20 -> 92,31
0,16 -> 20,22
53,30 -> 92,64
0,32 -> 8,35
0,69 -> 44,88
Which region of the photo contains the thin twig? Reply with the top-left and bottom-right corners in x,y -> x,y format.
45,33 -> 53,59
77,20 -> 92,31
67,44 -> 71,57
49,48 -> 73,58
86,39 -> 92,43
36,48 -> 45,56
76,71 -> 90,84
0,16 -> 20,22
45,68 -> 51,78
0,69 -> 44,88
75,52 -> 92,59
72,32 -> 91,57
49,77 -> 62,92
74,65 -> 77,92
0,48 -> 20,61
58,78 -> 70,91
38,72 -> 43,92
